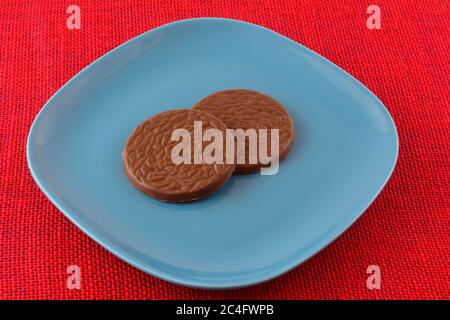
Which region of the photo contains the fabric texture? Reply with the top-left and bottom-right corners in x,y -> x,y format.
0,0 -> 448,299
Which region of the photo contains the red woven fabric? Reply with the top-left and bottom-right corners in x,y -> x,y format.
0,0 -> 448,300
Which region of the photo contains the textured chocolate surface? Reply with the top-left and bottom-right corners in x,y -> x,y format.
193,89 -> 295,174
122,109 -> 235,202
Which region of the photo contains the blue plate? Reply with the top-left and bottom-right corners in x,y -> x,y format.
27,18 -> 398,288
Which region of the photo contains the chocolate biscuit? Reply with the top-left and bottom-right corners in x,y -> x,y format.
193,89 -> 294,174
122,109 -> 235,202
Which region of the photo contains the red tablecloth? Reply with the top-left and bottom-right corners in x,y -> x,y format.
1,0 -> 448,299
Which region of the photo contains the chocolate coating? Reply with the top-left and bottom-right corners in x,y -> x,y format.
193,89 -> 294,174
122,109 -> 235,202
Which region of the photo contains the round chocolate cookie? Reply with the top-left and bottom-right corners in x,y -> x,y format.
122,109 -> 235,202
193,89 -> 294,174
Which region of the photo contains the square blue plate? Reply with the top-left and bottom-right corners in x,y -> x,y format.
27,18 -> 398,288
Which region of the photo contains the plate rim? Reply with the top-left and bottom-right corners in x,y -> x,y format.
27,17 -> 399,289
